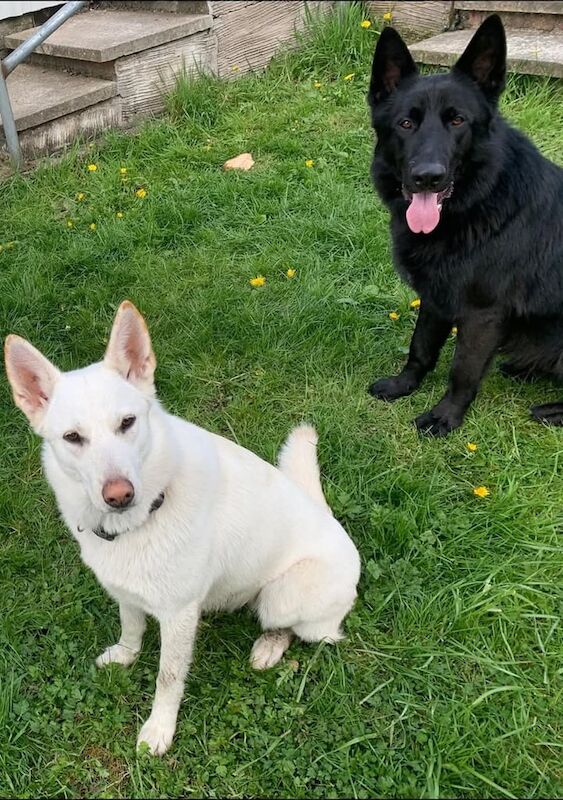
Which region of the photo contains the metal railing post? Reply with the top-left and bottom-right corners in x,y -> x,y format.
0,69 -> 22,169
0,0 -> 88,169
2,0 -> 88,77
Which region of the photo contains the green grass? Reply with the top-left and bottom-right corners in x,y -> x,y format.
1,4 -> 562,797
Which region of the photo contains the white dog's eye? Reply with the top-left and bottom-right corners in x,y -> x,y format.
119,415 -> 136,433
63,431 -> 83,445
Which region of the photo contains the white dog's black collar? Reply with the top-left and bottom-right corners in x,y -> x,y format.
82,492 -> 165,542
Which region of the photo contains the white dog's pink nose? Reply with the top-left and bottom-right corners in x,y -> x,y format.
102,478 -> 135,509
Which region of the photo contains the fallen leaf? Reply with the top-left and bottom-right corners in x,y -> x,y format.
223,152 -> 255,171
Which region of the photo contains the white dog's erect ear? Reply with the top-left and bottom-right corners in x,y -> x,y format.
104,301 -> 156,393
4,335 -> 61,429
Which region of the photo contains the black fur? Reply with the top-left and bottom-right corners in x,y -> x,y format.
367,15 -> 563,436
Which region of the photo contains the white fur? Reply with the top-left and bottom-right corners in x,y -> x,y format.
4,302 -> 361,756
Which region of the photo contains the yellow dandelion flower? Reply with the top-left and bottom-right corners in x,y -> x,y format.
410,298 -> 421,309
305,159 -> 314,168
66,219 -> 74,228
286,268 -> 296,278
87,163 -> 97,172
89,222 -> 97,231
389,311 -> 400,321
473,485 -> 490,498
383,11 -> 393,22
360,20 -> 372,28
250,275 -> 266,287
135,187 -> 147,199
76,192 -> 86,201
116,211 -> 124,219
314,81 -> 322,89
344,73 -> 355,81
467,442 -> 478,452
119,167 -> 127,175
451,326 -> 458,335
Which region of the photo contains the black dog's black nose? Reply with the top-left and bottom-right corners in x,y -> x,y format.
412,163 -> 447,191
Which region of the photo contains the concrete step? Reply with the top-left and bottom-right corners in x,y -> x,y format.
454,1 -> 563,32
97,1 -> 208,13
410,28 -> 563,78
4,8 -> 212,63
455,1 -> 563,14
2,63 -> 117,132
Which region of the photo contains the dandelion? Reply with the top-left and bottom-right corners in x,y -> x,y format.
389,311 -> 400,321
250,275 -> 266,287
451,326 -> 458,335
87,163 -> 97,172
286,268 -> 296,278
66,219 -> 74,228
89,222 -> 97,231
135,187 -> 147,199
360,20 -> 372,28
410,298 -> 421,309
383,11 -> 392,22
344,73 -> 355,81
467,442 -> 478,452
305,159 -> 314,168
116,211 -> 124,219
473,485 -> 490,498
119,167 -> 127,175
314,81 -> 322,89
76,192 -> 85,201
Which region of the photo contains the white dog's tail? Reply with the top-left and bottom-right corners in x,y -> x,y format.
278,424 -> 333,515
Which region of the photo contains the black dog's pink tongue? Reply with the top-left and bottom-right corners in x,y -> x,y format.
406,192 -> 441,234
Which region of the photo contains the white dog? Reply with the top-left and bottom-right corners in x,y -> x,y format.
4,301 -> 361,756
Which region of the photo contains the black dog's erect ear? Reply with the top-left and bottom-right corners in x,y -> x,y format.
368,27 -> 418,106
453,14 -> 506,102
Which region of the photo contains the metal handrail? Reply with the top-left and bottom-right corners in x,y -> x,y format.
0,0 -> 87,168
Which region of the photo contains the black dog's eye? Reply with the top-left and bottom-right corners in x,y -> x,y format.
63,431 -> 83,445
450,115 -> 465,127
399,119 -> 413,130
119,415 -> 136,433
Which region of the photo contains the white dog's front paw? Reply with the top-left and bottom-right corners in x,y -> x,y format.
137,715 -> 175,756
250,629 -> 293,670
95,643 -> 139,668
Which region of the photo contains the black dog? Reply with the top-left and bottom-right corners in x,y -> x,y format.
367,14 -> 563,436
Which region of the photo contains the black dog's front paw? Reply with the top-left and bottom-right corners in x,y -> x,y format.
415,407 -> 463,437
369,374 -> 417,401
530,402 -> 563,426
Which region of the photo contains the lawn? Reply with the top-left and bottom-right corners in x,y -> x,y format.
1,4 -> 562,798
